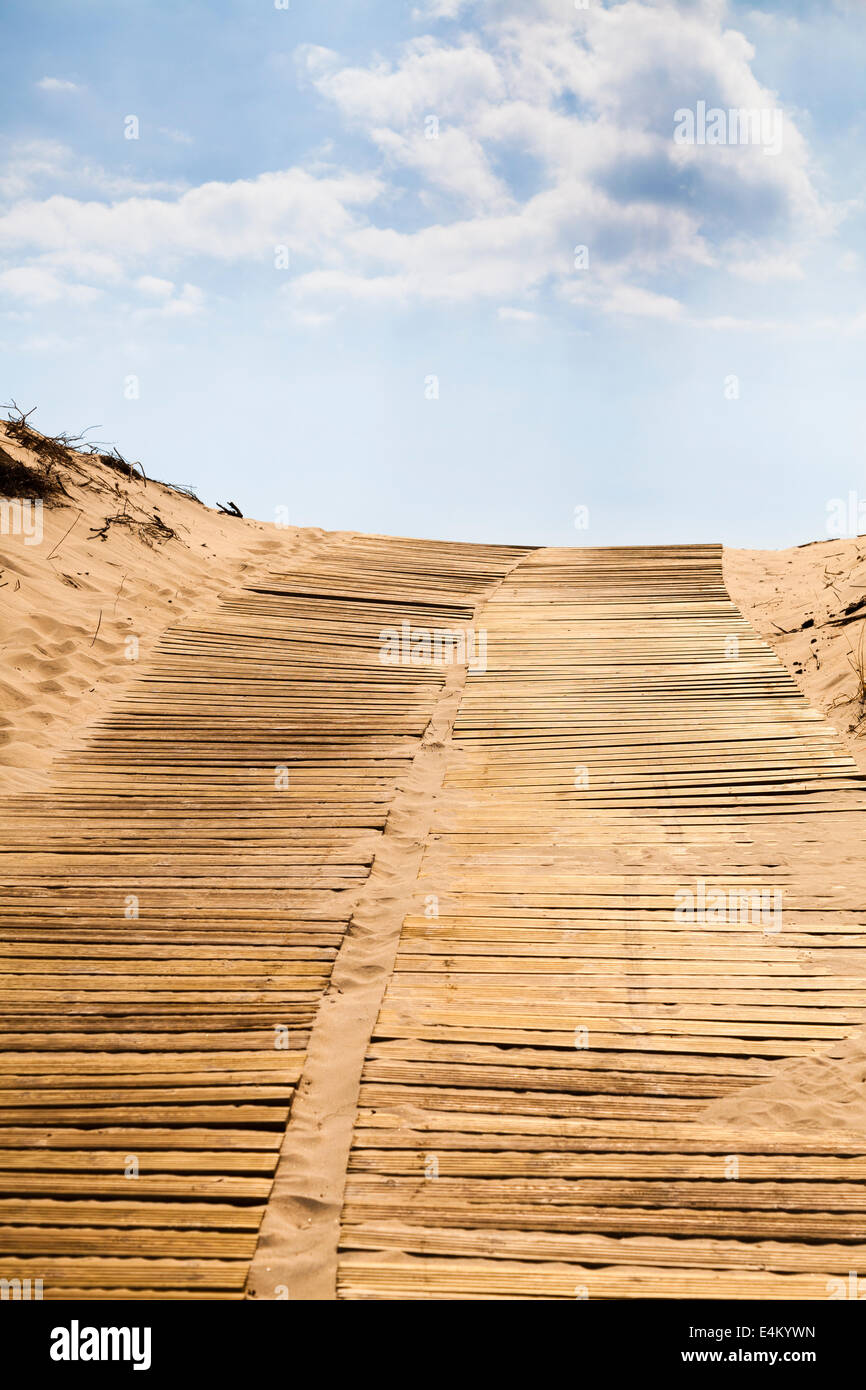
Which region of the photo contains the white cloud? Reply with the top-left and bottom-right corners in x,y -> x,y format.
286,2 -> 831,316
136,275 -> 175,297
159,128 -> 194,146
132,281 -> 204,319
40,249 -> 125,283
412,0 -> 470,19
300,39 -> 506,127
0,2 -> 841,327
0,139 -> 184,200
154,282 -> 205,316
36,77 -> 81,93
19,331 -> 82,353
371,125 -> 511,213
599,284 -> 685,321
0,168 -> 381,261
498,305 -> 540,322
0,266 -> 100,304
728,250 -> 805,282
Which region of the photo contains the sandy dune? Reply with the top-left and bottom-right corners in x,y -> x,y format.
0,416 -> 327,791
726,541 -> 866,768
5,421 -> 863,798
716,542 -> 866,1154
3,423 -> 866,1299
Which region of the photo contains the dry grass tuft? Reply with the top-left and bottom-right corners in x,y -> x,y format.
848,626 -> 866,712
0,442 -> 65,500
1,402 -> 207,523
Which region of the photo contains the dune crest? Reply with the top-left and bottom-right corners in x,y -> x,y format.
0,414 -> 322,791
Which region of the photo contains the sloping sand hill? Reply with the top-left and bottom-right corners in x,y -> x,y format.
0,413 -> 326,791
725,541 -> 866,768
6,416 -> 862,798
705,543 -> 866,1149
3,420 -> 866,1299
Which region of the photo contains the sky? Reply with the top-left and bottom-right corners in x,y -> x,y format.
0,0 -> 864,548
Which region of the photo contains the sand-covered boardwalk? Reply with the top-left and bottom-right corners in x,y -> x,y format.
0,530 -> 525,1298
336,546 -> 866,1299
3,536 -> 866,1298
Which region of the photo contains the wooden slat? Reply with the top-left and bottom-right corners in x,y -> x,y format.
337,545 -> 866,1300
0,531 -> 525,1297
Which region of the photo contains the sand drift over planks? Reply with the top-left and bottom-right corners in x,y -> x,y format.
0,528 -> 526,1298
337,545 -> 866,1300
5,461 -> 866,1302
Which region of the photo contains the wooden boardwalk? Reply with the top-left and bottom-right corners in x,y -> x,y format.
4,537 -> 866,1299
338,545 -> 866,1299
0,532 -> 525,1298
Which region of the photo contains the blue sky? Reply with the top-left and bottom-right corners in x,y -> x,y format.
0,0 -> 864,548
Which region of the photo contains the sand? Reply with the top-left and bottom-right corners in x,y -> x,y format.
725,540 -> 866,770
5,425 -> 866,1290
680,542 -> 866,1146
246,552 -> 530,1301
0,419 -> 326,792
12,428 -> 860,803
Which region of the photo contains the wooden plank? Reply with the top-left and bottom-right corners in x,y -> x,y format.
337,544 -> 866,1300
0,532 -> 525,1300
